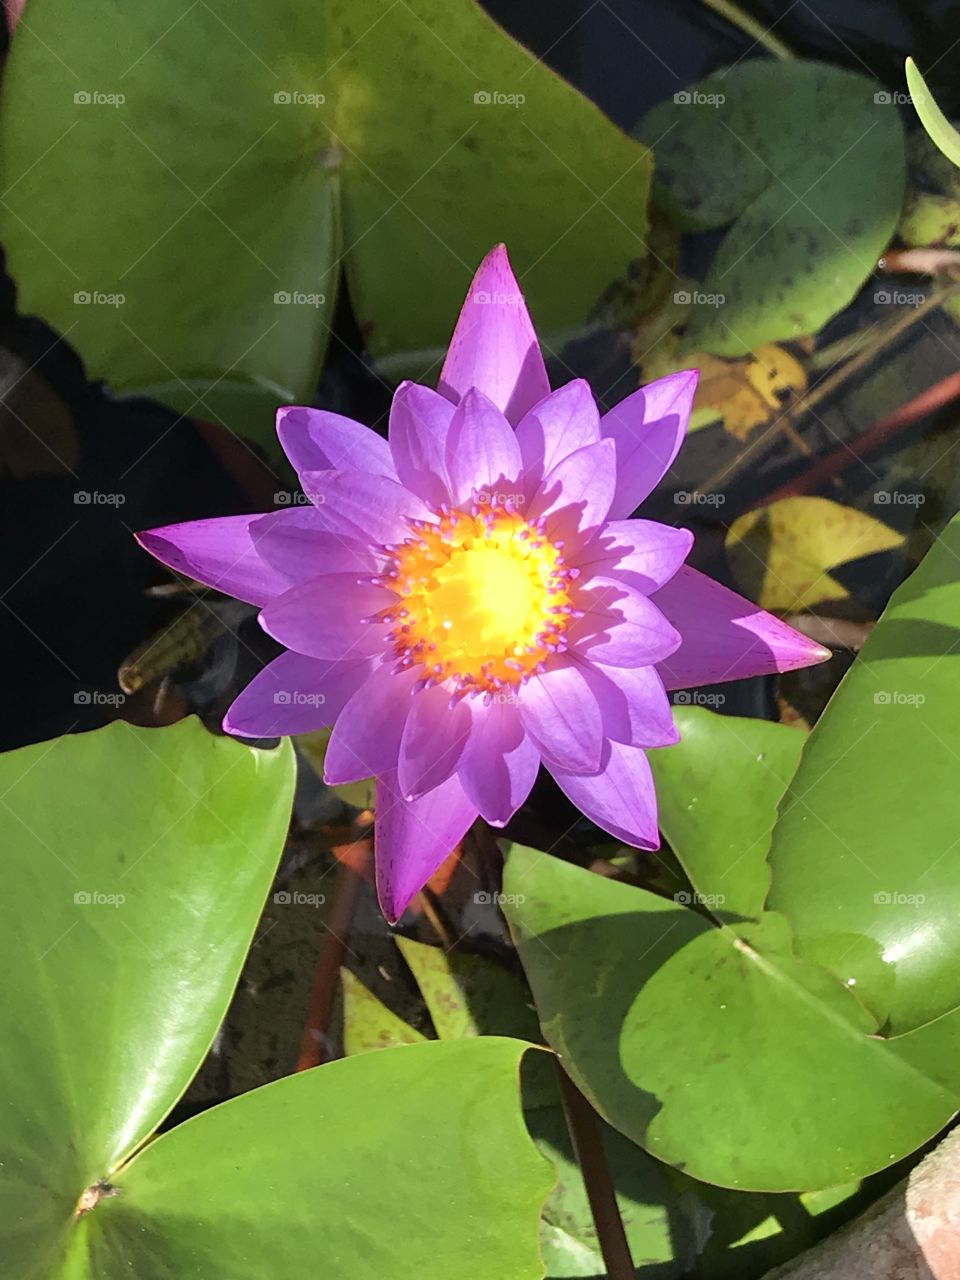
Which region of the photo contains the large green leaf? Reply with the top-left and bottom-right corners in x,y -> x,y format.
1,0 -> 652,440
767,513 -> 960,1035
637,61 -> 905,354
71,1039 -> 550,1279
649,707 -> 803,919
505,846 -> 960,1191
0,719 -> 295,1279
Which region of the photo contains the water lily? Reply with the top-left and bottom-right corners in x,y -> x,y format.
138,245 -> 829,921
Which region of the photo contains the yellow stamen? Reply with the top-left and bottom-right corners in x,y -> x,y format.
381,507 -> 575,695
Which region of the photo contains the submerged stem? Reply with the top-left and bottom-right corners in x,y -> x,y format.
698,0 -> 796,59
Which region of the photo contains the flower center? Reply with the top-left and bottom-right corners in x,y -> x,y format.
378,506 -> 577,695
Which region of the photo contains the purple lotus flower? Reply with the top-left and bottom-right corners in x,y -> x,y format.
138,246 -> 828,921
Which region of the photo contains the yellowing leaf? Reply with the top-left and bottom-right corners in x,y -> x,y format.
726,496 -> 904,612
689,344 -> 807,439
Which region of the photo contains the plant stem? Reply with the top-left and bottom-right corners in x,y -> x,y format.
698,0 -> 796,59
555,1062 -> 635,1280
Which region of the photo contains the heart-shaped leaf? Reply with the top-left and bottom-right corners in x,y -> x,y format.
1,0 -> 652,441
637,62 -> 905,354
0,718 -> 295,1278
505,845 -> 960,1191
767,512 -> 960,1035
75,1039 -> 551,1279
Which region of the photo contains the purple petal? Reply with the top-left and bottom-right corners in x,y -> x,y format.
388,381 -> 456,508
324,664 -> 418,785
136,516 -> 293,607
438,244 -> 550,425
576,519 -> 693,594
527,438 -> 617,543
601,370 -> 699,518
277,406 -> 397,482
568,577 -> 682,667
445,388 -> 524,505
259,574 -> 392,659
458,698 -> 540,826
298,470 -> 434,544
518,656 -> 604,773
398,685 -> 473,800
653,566 -> 831,688
251,509 -> 377,582
223,653 -> 373,738
548,740 -> 660,849
514,379 -> 600,496
578,660 -> 679,748
375,771 -> 478,923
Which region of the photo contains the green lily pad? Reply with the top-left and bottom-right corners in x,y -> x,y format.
637,61 -> 905,354
649,706 -> 804,919
0,719 -> 295,1278
0,0 -> 652,442
505,846 -> 960,1191
767,512 -> 960,1036
76,1039 -> 551,1279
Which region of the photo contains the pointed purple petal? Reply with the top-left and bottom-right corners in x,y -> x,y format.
388,381 -> 456,508
375,771 -> 478,923
277,406 -> 397,482
324,663 -> 419,785
527,438 -> 617,543
438,244 -> 550,425
578,659 -> 679,748
298,470 -> 433,544
223,653 -> 374,738
259,574 -> 391,659
568,577 -> 682,667
601,370 -> 699,518
652,566 -> 831,689
251,509 -> 376,581
576,519 -> 694,594
514,379 -> 600,496
518,656 -> 604,773
136,516 -> 292,607
548,740 -> 660,849
458,698 -> 540,826
397,684 -> 473,800
445,388 -> 524,504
